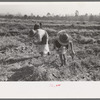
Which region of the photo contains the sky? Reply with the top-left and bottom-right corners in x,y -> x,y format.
0,2 -> 100,16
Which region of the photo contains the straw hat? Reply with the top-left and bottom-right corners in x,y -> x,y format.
57,30 -> 69,45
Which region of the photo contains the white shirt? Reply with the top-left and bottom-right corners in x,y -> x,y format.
34,29 -> 50,55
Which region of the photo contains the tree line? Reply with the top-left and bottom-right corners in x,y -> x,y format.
0,10 -> 100,22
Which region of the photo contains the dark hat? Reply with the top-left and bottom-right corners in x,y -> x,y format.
57,30 -> 69,45
34,23 -> 40,30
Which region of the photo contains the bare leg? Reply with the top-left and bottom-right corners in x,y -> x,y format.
63,54 -> 67,65
59,54 -> 64,66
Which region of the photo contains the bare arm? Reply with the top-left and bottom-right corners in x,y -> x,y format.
69,41 -> 74,52
69,41 -> 75,59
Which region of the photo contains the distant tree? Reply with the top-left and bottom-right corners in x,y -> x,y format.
75,10 -> 79,17
79,15 -> 84,21
55,15 -> 60,19
24,14 -> 28,19
37,15 -> 40,18
7,14 -> 14,19
89,14 -> 94,21
83,13 -> 89,21
85,13 -> 88,17
75,10 -> 79,21
47,13 -> 51,17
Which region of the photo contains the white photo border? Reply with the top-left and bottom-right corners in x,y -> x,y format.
0,1 -> 100,99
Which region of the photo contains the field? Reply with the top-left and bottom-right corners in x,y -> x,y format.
0,18 -> 100,81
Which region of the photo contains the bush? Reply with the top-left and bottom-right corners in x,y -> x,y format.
32,66 -> 47,81
44,28 -> 57,37
77,36 -> 94,44
85,49 -> 94,55
68,61 -> 82,76
0,36 -> 21,51
0,28 -> 9,36
81,56 -> 100,69
82,22 -> 86,24
20,29 -> 30,35
92,46 -> 100,56
79,29 -> 92,37
76,50 -> 88,60
9,28 -> 19,36
96,39 -> 100,44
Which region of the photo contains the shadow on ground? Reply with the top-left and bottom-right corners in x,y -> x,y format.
8,66 -> 34,81
4,57 -> 33,64
7,62 -> 61,81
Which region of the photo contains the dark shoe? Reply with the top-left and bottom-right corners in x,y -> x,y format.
48,52 -> 51,55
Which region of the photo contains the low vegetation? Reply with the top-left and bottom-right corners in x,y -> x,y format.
0,18 -> 100,81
